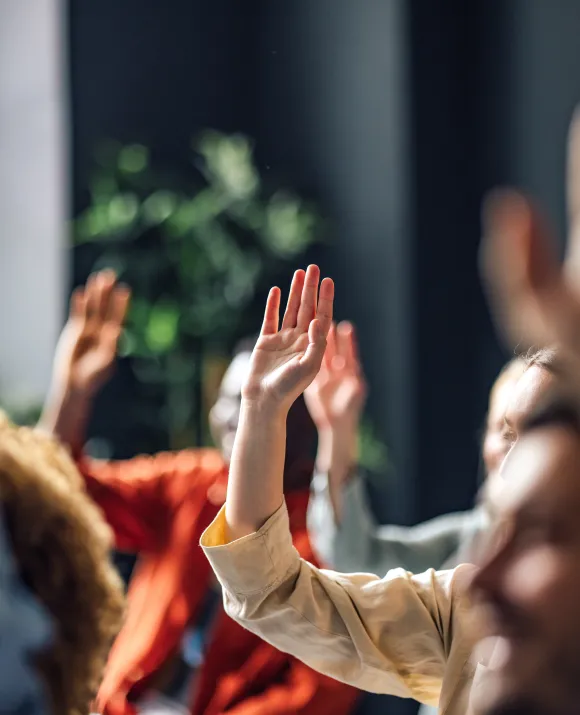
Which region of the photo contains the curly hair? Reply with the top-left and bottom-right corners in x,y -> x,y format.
0,413 -> 125,715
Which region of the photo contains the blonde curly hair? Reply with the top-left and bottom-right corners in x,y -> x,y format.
0,413 -> 125,715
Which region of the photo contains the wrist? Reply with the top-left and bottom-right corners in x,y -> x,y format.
39,381 -> 93,457
52,381 -> 95,411
317,420 -> 358,454
316,425 -> 358,481
239,396 -> 290,430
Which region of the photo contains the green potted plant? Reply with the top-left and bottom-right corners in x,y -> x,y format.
74,132 -> 323,447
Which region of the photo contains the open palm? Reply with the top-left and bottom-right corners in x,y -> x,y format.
54,271 -> 131,396
243,265 -> 334,409
305,321 -> 367,430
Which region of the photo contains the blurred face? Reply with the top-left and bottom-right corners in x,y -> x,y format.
482,369 -> 523,479
482,365 -> 555,506
469,422 -> 580,715
209,352 -> 250,463
209,351 -> 317,489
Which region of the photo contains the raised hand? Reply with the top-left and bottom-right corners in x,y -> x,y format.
53,270 -> 131,397
243,265 -> 334,410
224,265 -> 334,537
481,108 -> 580,374
305,321 -> 367,432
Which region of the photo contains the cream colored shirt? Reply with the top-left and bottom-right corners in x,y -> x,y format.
201,501 -> 485,715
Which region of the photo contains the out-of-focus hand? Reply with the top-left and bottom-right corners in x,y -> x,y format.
481,108 -> 580,380
304,321 -> 367,433
223,265 -> 334,538
53,270 -> 131,398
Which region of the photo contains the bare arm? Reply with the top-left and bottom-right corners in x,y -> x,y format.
202,266 -> 473,707
304,321 -> 367,521
224,265 -> 333,541
40,387 -> 91,459
38,271 -> 130,456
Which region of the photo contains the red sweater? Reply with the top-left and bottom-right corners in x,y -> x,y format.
80,450 -> 360,715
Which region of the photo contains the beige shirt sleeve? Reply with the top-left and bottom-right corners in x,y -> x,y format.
201,502 -> 474,708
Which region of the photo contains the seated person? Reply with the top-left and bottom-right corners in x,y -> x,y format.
40,271 -> 361,715
0,413 -> 124,715
306,321 -> 525,574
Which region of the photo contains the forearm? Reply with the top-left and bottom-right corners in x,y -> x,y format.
202,503 -> 458,704
316,425 -> 357,523
225,399 -> 288,541
38,384 -> 92,458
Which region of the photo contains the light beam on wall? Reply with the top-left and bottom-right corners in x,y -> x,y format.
0,0 -> 67,412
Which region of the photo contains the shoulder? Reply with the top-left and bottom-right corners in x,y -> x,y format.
82,448 -> 227,487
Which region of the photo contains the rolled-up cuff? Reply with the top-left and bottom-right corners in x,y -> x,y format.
201,502 -> 298,596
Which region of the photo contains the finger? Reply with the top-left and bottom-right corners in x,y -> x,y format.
296,265 -> 320,331
300,318 -> 327,373
107,284 -> 131,327
323,323 -> 337,369
261,287 -> 281,335
315,276 -> 334,336
85,273 -> 100,319
337,321 -> 362,374
480,191 -> 536,343
95,270 -> 117,321
481,189 -> 560,349
282,270 -> 305,329
335,321 -> 356,373
69,287 -> 86,320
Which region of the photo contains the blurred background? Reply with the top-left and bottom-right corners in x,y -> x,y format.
2,1 -> 580,712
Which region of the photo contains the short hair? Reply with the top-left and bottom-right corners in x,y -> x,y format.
523,346 -> 560,373
0,413 -> 125,715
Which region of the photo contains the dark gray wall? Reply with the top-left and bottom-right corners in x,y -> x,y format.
255,0 -> 416,521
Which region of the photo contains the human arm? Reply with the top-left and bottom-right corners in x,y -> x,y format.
302,317 -> 476,573
223,265 -> 333,540
202,265 -> 472,704
80,448 -> 224,554
308,469 -> 483,573
38,270 -> 130,457
304,321 -> 367,521
202,502 -> 472,705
